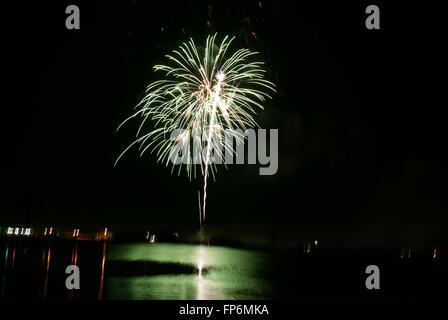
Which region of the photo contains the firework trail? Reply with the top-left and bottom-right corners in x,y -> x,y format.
116,34 -> 275,227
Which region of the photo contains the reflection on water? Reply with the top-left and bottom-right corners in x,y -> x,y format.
0,239 -> 270,300
1,244 -> 9,298
0,238 -> 278,300
42,241 -> 51,299
67,240 -> 78,300
195,245 -> 205,300
1,239 -> 446,299
194,244 -> 225,300
97,241 -> 107,300
11,247 -> 16,270
71,241 -> 78,266
0,238 -> 111,300
0,240 -> 274,300
105,243 -> 274,300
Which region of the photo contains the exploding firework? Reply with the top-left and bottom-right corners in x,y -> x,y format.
116,34 -> 275,228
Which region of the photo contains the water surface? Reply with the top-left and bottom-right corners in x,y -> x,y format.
105,243 -> 275,299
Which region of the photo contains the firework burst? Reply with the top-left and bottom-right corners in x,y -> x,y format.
116,34 -> 275,227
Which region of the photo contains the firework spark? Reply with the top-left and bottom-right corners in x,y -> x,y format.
116,34 -> 275,227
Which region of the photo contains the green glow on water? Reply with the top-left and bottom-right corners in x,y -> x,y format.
105,243 -> 275,300
1,244 -> 8,298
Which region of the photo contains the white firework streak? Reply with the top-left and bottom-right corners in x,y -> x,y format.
116,34 -> 275,224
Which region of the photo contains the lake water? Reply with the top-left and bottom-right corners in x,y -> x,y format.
105,243 -> 275,299
1,239 -> 446,299
0,240 -> 278,299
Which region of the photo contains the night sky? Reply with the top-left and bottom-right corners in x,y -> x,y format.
3,1 -> 447,248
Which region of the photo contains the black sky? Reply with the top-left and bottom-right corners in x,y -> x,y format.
3,0 -> 447,247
